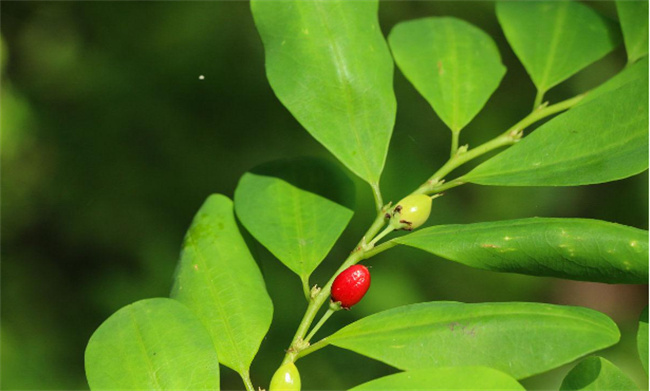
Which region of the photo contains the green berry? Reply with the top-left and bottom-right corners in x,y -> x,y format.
389,194 -> 432,231
269,362 -> 301,391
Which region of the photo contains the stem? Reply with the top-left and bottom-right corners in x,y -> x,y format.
366,225 -> 394,249
533,90 -> 545,111
240,371 -> 255,391
362,239 -> 398,259
295,337 -> 330,361
412,92 -> 585,196
450,130 -> 460,157
304,308 -> 335,343
371,182 -> 384,213
301,277 -> 311,302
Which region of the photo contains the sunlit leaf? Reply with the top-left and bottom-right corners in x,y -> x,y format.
170,195 -> 273,376
464,76 -> 648,186
388,17 -> 505,133
560,356 -> 638,390
234,166 -> 353,281
329,302 -> 620,379
85,298 -> 220,390
496,1 -> 620,94
251,0 -> 396,184
638,307 -> 649,374
395,218 -> 648,284
349,367 -> 524,391
616,1 -> 649,63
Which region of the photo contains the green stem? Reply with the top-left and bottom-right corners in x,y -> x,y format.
429,177 -> 467,194
241,371 -> 255,391
450,130 -> 460,157
366,225 -> 394,249
533,90 -> 545,111
295,337 -> 330,361
304,307 -> 336,343
412,92 -> 585,196
301,277 -> 311,302
362,239 -> 398,259
371,182 -> 384,213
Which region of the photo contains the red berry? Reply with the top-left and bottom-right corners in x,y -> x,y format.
331,265 -> 371,309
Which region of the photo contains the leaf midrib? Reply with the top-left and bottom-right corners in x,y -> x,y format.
128,306 -> 163,390
537,2 -> 569,91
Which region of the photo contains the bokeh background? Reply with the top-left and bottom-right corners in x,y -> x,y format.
1,1 -> 648,390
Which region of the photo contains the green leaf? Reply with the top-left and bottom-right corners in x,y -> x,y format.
329,301 -> 620,379
349,367 -> 524,391
616,0 -> 649,63
638,307 -> 648,374
496,1 -> 620,94
251,0 -> 396,184
395,218 -> 648,284
170,195 -> 273,376
85,298 -> 220,390
560,356 -> 639,390
234,163 -> 353,280
464,76 -> 649,186
388,17 -> 506,133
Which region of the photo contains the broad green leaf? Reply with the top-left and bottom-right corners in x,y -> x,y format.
496,1 -> 620,94
349,367 -> 524,391
329,302 -> 620,379
170,195 -> 273,375
464,77 -> 648,186
395,218 -> 648,284
638,307 -> 648,374
616,1 -> 649,63
560,356 -> 639,390
388,17 -> 506,133
85,298 -> 219,390
251,0 -> 396,184
234,167 -> 353,280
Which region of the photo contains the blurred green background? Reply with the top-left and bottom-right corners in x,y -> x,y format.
1,1 -> 647,390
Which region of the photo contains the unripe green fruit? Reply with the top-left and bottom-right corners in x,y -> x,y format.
390,194 -> 432,231
269,362 -> 301,391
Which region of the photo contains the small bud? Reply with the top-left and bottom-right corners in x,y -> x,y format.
269,363 -> 301,391
389,194 -> 432,231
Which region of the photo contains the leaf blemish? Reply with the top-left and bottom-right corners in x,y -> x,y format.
437,61 -> 444,75
481,243 -> 499,248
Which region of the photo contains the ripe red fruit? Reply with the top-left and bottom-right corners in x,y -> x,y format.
331,265 -> 371,309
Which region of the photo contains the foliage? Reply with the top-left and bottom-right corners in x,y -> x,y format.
1,0 -> 646,390
82,0 -> 648,389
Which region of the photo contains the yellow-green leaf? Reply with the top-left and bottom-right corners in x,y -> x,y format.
85,298 -> 220,390
496,1 -> 620,94
389,17 -> 505,133
170,195 -> 273,376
